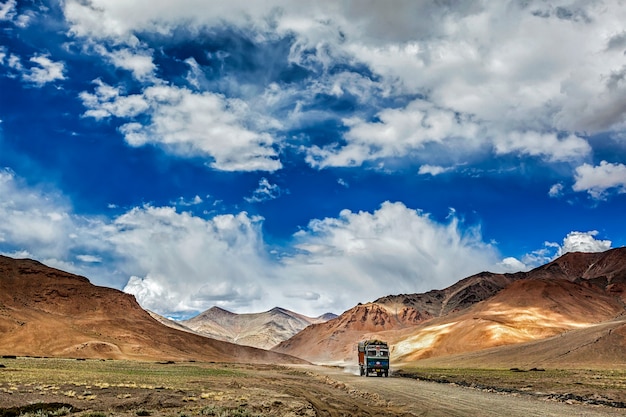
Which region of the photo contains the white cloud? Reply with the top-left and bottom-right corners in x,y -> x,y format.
418,164 -> 453,176
95,46 -> 157,81
307,100 -> 481,168
556,231 -> 612,257
79,80 -> 149,119
281,202 -> 500,311
573,161 -> 626,200
76,254 -> 102,263
245,178 -> 282,203
60,1 -> 626,175
493,131 -> 591,162
6,53 -> 21,71
497,257 -> 527,272
21,54 -> 66,86
0,0 -> 16,21
174,195 -> 204,207
62,1 -> 626,132
112,206 -> 271,315
80,81 -> 282,172
0,168 -> 75,258
0,169 -> 123,282
520,230 -> 613,268
548,183 -> 564,198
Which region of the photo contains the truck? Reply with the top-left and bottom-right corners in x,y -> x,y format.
358,339 -> 390,377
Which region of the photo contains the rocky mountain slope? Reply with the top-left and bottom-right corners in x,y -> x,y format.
180,306 -> 336,350
273,248 -> 626,366
0,256 -> 304,364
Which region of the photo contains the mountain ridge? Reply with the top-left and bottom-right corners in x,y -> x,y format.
272,248 -> 626,366
0,255 -> 305,364
180,305 -> 337,350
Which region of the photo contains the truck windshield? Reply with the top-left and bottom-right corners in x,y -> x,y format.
367,350 -> 389,357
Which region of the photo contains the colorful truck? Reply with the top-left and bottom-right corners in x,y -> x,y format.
358,340 -> 390,377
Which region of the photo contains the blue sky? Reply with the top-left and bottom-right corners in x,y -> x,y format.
1,1 -> 625,318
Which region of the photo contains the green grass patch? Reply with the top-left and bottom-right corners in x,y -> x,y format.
0,357 -> 244,390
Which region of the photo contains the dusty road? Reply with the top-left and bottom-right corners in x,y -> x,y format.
301,365 -> 625,417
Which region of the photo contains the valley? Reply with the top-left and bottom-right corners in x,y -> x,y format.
1,249 -> 626,415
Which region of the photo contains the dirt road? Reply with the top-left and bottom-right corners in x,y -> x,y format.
302,365 -> 625,417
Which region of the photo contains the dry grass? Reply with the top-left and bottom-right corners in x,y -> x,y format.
0,357 -> 241,389
394,366 -> 626,406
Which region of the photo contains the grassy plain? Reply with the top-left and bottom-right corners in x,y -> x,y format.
0,357 -> 282,417
0,357 -> 402,417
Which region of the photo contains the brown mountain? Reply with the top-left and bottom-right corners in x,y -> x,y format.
273,248 -> 626,366
0,255 -> 304,364
179,306 -> 337,350
392,278 -> 624,362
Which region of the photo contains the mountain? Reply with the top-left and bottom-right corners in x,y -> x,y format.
0,255 -> 305,364
180,306 -> 337,350
273,248 -> 626,366
392,278 -> 624,362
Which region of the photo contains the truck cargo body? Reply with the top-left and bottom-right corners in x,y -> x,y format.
358,340 -> 389,377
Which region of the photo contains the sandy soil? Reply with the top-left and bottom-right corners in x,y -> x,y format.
1,358 -> 624,417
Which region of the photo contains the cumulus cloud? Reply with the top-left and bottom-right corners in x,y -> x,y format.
0,168 -> 75,258
0,51 -> 65,86
245,178 -> 282,203
80,81 -> 282,172
1,169 -> 510,316
556,231 -> 612,256
573,161 -> 626,200
95,46 -> 156,82
307,100 -> 481,168
0,0 -> 16,21
112,206 -> 272,315
548,183 -> 564,198
58,0 -> 626,179
0,169 -> 118,283
174,195 -> 204,207
497,257 -> 527,272
280,202 -> 500,311
493,131 -> 590,162
21,54 -> 66,86
418,165 -> 453,176
519,230 -> 613,269
118,202 -> 502,315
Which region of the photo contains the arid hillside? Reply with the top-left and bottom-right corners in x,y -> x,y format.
273,248 -> 626,366
0,256 -> 304,364
179,306 -> 336,350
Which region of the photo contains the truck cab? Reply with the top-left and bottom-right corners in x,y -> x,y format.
358,340 -> 390,377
